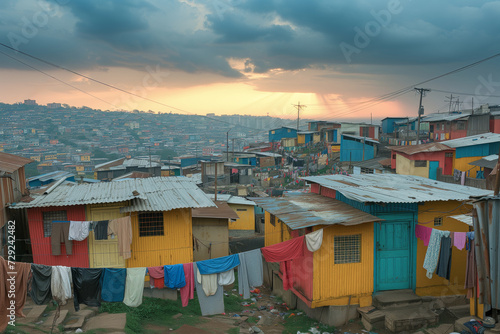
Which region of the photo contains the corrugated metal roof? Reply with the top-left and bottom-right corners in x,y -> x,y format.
11,177 -> 215,212
341,134 -> 379,144
449,214 -> 473,226
302,174 -> 492,204
441,132 -> 500,148
250,193 -> 383,230
350,157 -> 392,170
28,171 -> 74,183
192,201 -> 239,219
0,152 -> 33,173
469,155 -> 498,169
422,112 -> 470,123
206,194 -> 256,206
389,142 -> 453,155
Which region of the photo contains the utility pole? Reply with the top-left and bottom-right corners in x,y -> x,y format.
472,97 -> 474,115
293,102 -> 307,131
232,138 -> 235,158
415,88 -> 430,144
445,94 -> 454,112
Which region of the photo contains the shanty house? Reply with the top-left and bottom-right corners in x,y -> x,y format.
207,194 -> 256,230
11,177 -> 215,268
269,127 -> 298,143
340,134 -> 378,162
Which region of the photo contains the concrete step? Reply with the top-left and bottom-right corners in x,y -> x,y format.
384,305 -> 439,332
447,304 -> 471,319
64,308 -> 97,330
40,309 -> 69,329
358,306 -> 385,331
84,313 -> 127,332
17,304 -> 47,324
373,289 -> 422,310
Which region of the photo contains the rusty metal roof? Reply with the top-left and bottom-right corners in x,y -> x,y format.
192,201 -> 239,219
250,193 -> 382,230
302,174 -> 492,204
389,142 -> 454,155
0,152 -> 33,173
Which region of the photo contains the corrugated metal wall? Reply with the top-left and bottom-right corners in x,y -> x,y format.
319,186 -> 336,199
0,177 -> 14,228
126,208 -> 193,268
228,203 -> 255,230
466,114 -> 490,136
28,206 -> 89,267
340,137 -> 375,162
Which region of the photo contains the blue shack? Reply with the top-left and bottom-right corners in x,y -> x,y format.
340,134 -> 378,162
269,127 -> 298,142
381,117 -> 409,134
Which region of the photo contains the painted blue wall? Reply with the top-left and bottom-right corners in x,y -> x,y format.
304,133 -> 313,144
340,136 -> 375,162
455,142 -> 500,158
382,118 -> 407,134
269,127 -> 297,142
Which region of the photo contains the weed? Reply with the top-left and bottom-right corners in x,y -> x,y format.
224,294 -> 244,313
227,327 -> 240,334
246,316 -> 258,323
282,312 -> 336,334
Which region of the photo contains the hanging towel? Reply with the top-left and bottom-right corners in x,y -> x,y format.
423,229 -> 450,279
123,267 -> 147,307
164,264 -> 186,289
147,266 -> 165,289
51,222 -> 72,255
196,254 -> 240,275
51,266 -> 73,306
193,263 -> 224,316
238,249 -> 264,299
196,268 -> 218,296
109,217 -> 133,259
305,229 -> 323,252
68,221 -> 90,241
261,236 -> 305,262
218,269 -> 235,286
94,220 -> 109,240
461,171 -> 466,185
454,232 -> 467,250
101,268 -> 126,302
179,263 -> 194,307
0,258 -> 31,332
415,225 -> 432,246
436,236 -> 452,280
29,264 -> 52,305
71,268 -> 103,311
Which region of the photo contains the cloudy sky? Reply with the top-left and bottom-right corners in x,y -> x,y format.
1,0 -> 500,122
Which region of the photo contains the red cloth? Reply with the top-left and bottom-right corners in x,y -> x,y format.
179,263 -> 194,307
415,225 -> 432,246
148,266 -> 164,289
262,236 -> 305,291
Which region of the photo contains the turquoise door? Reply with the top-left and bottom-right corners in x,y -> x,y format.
429,161 -> 439,180
375,214 -> 413,291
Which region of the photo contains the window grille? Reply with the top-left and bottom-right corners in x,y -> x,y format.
138,212 -> 164,237
445,152 -> 453,158
334,234 -> 361,264
434,217 -> 443,227
43,210 -> 67,238
414,160 -> 427,167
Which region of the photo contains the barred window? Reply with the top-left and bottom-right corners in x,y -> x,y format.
138,212 -> 164,237
270,213 -> 276,226
43,210 -> 67,238
434,217 -> 443,227
334,234 -> 361,264
414,160 -> 427,167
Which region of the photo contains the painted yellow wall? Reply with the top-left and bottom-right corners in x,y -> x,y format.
313,133 -> 321,143
454,156 -> 481,178
192,217 -> 229,261
395,154 -> 429,178
416,201 -> 471,296
297,134 -> 305,145
312,224 -> 374,308
264,211 -> 292,246
127,208 -> 193,268
228,203 -> 255,230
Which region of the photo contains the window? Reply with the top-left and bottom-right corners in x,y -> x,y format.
43,210 -> 67,238
392,154 -> 396,159
270,214 -> 276,226
445,152 -> 453,158
334,234 -> 361,264
138,212 -> 164,237
441,124 -> 444,130
456,121 -> 466,130
236,208 -> 247,212
414,160 -> 427,167
361,127 -> 369,137
434,217 -> 443,227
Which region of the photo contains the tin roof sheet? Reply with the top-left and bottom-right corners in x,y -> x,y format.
441,133 -> 500,148
0,152 -> 33,173
206,194 -> 256,206
449,214 -> 473,226
349,157 -> 392,170
11,177 -> 215,212
422,112 -> 470,122
302,174 -> 492,204
192,201 -> 239,219
341,134 -> 379,144
469,155 -> 498,169
389,142 -> 454,155
250,193 -> 382,230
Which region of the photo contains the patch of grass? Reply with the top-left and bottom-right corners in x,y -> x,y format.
282,312 -> 336,334
246,316 -> 258,323
45,300 -> 57,313
227,327 -> 240,334
224,294 -> 245,313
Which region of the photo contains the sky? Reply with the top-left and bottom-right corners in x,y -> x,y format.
1,0 -> 500,123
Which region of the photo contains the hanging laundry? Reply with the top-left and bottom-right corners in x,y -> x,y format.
423,229 -> 450,279
464,239 -> 476,299
453,169 -> 461,182
108,216 -> 133,259
238,249 -> 263,300
123,267 -> 147,307
415,225 -> 432,246
29,264 -> 52,305
461,171 -> 466,185
94,220 -> 109,240
196,254 -> 240,275
68,221 -> 90,241
51,222 -> 72,255
101,268 -> 126,302
196,268 -> 218,297
51,266 -> 73,306
436,236 -> 452,280
179,263 -> 194,307
147,266 -> 165,289
71,268 -> 103,311
0,258 -> 31,332
193,263 -> 224,316
454,232 -> 467,250
305,229 -> 323,252
164,264 -> 186,289
218,269 -> 235,286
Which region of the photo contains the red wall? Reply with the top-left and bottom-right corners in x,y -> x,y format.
311,183 -> 320,194
319,186 -> 336,199
491,119 -> 500,133
27,206 -> 89,267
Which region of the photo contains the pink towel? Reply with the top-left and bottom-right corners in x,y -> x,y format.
179,263 -> 194,307
454,232 -> 467,250
415,225 -> 432,246
147,266 -> 165,289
